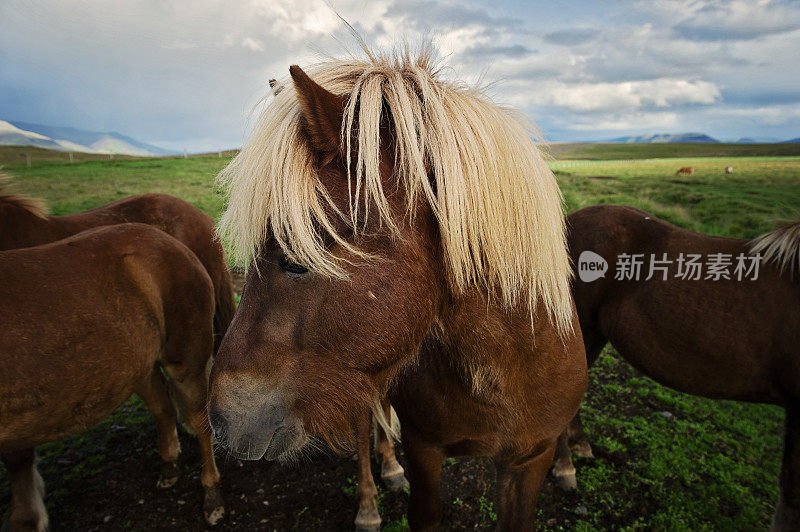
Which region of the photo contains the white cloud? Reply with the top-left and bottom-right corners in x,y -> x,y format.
241,37 -> 265,52
645,0 -> 800,41
569,112 -> 680,131
544,79 -> 721,112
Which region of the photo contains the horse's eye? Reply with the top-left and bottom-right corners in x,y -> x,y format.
279,257 -> 309,275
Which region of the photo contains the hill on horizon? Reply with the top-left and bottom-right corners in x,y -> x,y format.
0,120 -> 175,156
608,132 -> 720,143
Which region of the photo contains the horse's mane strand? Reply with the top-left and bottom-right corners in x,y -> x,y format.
218,46 -> 573,334
0,173 -> 47,218
751,219 -> 800,277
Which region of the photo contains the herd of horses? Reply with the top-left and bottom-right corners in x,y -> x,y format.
1,49 -> 799,531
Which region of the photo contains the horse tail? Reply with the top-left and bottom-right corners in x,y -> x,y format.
213,266 -> 237,354
750,219 -> 800,277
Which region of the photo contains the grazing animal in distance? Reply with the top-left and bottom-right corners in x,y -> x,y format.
0,224 -> 224,530
553,204 -> 800,531
208,47 -> 586,530
676,166 -> 694,176
725,166 -> 734,174
0,174 -> 236,355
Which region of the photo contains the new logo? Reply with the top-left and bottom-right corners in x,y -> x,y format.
578,250 -> 608,282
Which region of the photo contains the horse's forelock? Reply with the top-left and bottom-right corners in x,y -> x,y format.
217,46 -> 574,335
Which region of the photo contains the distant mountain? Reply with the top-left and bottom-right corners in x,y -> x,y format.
781,137 -> 800,143
725,137 -> 784,143
0,120 -> 175,156
609,132 -> 719,143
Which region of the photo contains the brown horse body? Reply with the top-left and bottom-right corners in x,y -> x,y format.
209,52 -> 586,530
0,181 -> 235,352
0,224 -> 223,530
556,205 -> 800,530
676,166 -> 694,176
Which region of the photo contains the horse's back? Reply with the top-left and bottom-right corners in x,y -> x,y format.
568,204 -> 800,404
0,223 -> 214,450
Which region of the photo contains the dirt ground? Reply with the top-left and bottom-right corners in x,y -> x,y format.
0,407 -> 594,531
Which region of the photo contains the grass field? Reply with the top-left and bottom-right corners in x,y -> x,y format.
1,146 -> 799,530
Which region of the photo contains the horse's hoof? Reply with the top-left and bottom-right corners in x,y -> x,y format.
157,462 -> 180,489
382,472 -> 410,492
571,441 -> 594,459
554,472 -> 578,491
203,485 -> 225,526
354,507 -> 381,532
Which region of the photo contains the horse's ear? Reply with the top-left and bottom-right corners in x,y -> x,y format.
289,65 -> 345,155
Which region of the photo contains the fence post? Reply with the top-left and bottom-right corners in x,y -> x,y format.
26,153 -> 31,168
69,151 -> 74,163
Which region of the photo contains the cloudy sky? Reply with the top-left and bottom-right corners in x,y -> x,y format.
1,0 -> 799,151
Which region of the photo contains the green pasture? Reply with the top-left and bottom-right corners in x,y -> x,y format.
1,147 -> 799,530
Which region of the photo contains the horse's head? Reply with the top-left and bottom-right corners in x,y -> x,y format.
208,64 -> 443,460
208,51 -> 572,461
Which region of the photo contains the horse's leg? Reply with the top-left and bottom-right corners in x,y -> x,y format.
568,329 -> 607,457
403,426 -> 444,531
1,448 -> 47,532
375,398 -> 409,492
134,369 -> 181,488
772,401 -> 800,531
354,411 -> 381,532
164,366 -> 224,526
495,441 -> 557,531
552,330 -> 605,491
551,430 -> 577,490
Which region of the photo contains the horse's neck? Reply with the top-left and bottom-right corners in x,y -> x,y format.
0,203 -> 59,248
432,293 -> 537,396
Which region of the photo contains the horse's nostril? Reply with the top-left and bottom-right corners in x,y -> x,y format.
208,411 -> 228,441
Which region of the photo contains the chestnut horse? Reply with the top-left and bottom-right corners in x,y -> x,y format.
0,175 -> 236,354
553,204 -> 800,530
0,224 -> 223,530
208,48 -> 586,530
676,166 -> 694,176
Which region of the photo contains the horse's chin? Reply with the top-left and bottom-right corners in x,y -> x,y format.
264,424 -> 310,461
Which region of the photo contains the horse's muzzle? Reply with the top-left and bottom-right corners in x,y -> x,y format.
208,400 -> 306,461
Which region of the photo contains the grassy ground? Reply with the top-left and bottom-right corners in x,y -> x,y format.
548,142 -> 800,160
1,149 -> 799,530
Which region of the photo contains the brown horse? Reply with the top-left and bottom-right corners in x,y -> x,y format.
0,224 -> 224,530
676,166 -> 694,176
0,175 -> 235,353
208,48 -> 586,530
553,204 -> 800,530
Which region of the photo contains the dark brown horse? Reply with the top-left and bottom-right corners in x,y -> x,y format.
0,224 -> 224,531
553,204 -> 800,530
208,50 -> 586,530
0,175 -> 236,353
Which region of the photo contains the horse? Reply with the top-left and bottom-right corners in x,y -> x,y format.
207,47 -> 586,530
725,166 -> 734,174
0,224 -> 224,530
676,166 -> 694,176
552,204 -> 800,530
0,174 -> 236,354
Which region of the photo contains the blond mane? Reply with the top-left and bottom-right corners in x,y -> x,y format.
0,173 -> 47,218
218,47 -> 573,334
750,219 -> 800,277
